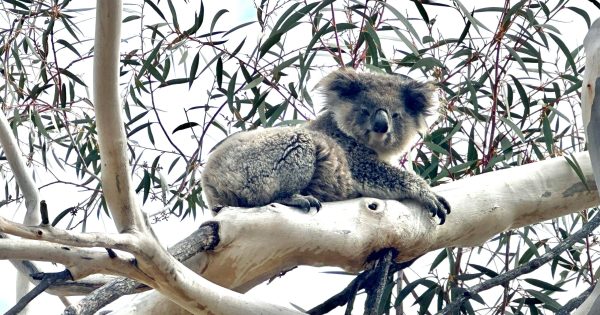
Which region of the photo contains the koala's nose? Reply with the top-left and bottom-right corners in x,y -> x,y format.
372,109 -> 389,134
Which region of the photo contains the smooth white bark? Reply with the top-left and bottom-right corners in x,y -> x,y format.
89,2 -> 303,314
116,151 -> 599,314
572,17 -> 600,315
93,0 -> 145,233
0,18 -> 41,314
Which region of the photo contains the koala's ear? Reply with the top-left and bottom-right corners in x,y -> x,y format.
401,81 -> 435,116
319,69 -> 365,99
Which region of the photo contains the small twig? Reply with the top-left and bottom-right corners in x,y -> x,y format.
440,211 -> 600,314
308,255 -> 418,315
63,278 -> 144,315
329,2 -> 345,66
5,270 -> 72,315
40,200 -> 49,225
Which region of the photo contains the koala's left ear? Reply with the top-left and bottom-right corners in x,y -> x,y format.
401,81 -> 435,116
319,68 -> 365,99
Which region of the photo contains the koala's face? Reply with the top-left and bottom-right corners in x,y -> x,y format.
320,70 -> 435,159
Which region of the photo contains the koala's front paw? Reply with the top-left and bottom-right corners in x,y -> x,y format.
419,193 -> 451,225
276,194 -> 322,212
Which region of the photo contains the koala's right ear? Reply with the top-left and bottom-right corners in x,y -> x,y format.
319,69 -> 365,99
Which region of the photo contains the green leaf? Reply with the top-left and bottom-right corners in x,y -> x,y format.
504,43 -> 528,75
274,55 -> 300,78
144,0 -> 166,21
271,2 -> 301,32
216,57 -> 223,88
137,41 -> 163,81
260,2 -> 320,58
468,263 -> 498,278
142,170 -> 151,204
226,72 -> 238,111
159,78 -> 190,87
524,279 -> 565,292
525,289 -> 562,311
228,38 -> 246,60
425,141 -> 449,156
172,122 -> 199,133
542,114 -> 554,154
454,0 -> 491,33
395,279 -> 437,306
243,77 -> 263,90
548,33 -> 577,74
259,33 -> 283,58
32,110 -> 51,139
123,15 -> 141,23
279,2 -> 320,34
189,52 -> 200,88
184,1 -> 204,36
380,2 -> 421,44
412,0 -> 429,24
146,63 -> 164,83
210,9 -> 228,33
568,6 -> 591,28
58,69 -> 85,87
564,154 -> 591,192
509,75 -> 529,119
410,57 -> 444,72
224,21 -> 256,36
167,0 -> 179,30
51,207 -> 75,227
127,122 -> 153,138
56,39 -> 81,58
387,24 -> 419,57
429,249 -> 447,271
4,0 -> 28,10
305,21 -> 332,54
499,116 -> 526,143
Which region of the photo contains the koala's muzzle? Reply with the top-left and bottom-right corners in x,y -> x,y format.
372,109 -> 389,134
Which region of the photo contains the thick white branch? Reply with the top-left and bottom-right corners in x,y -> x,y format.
0,216 -> 138,252
120,151 -> 599,314
93,0 -> 144,233
581,19 -> 600,129
0,109 -> 39,224
0,24 -> 42,312
572,17 -> 600,315
0,238 -> 148,281
90,2 -> 305,313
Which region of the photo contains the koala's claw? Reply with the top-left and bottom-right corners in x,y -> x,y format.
421,194 -> 451,225
277,194 -> 322,212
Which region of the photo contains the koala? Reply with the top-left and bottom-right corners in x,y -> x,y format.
201,69 -> 451,223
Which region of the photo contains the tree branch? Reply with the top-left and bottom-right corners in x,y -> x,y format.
440,210 -> 600,314
111,151 -> 599,314
5,271 -> 72,315
573,17 -> 600,315
93,0 -> 145,233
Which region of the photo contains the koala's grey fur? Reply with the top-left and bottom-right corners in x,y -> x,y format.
201,69 -> 451,223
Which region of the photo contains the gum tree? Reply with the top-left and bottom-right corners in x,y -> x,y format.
0,0 -> 599,314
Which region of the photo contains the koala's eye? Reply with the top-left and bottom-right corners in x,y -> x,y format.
392,112 -> 401,118
360,108 -> 370,116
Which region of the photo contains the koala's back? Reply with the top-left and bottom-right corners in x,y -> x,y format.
201,127 -> 354,209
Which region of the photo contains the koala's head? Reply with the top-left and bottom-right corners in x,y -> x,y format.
319,69 -> 436,159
